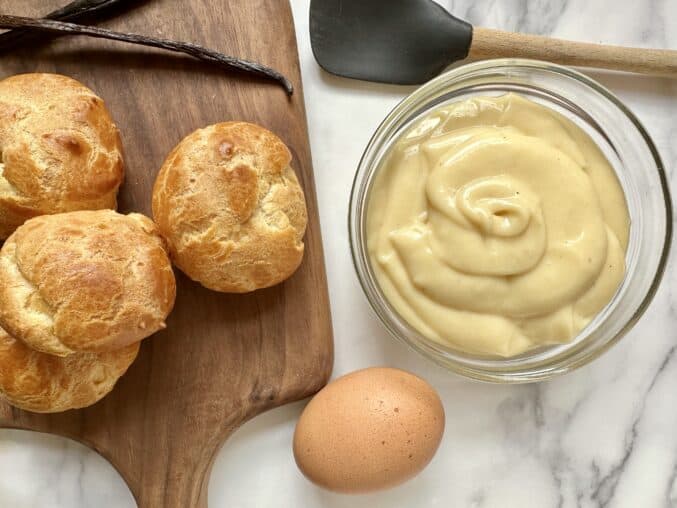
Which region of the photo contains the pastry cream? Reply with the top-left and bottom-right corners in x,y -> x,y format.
366,94 -> 629,357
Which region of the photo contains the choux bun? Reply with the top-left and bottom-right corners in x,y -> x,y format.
152,122 -> 307,292
0,210 -> 176,357
0,324 -> 138,413
0,73 -> 123,239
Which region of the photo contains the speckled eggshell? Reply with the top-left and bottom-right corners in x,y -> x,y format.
293,367 -> 445,493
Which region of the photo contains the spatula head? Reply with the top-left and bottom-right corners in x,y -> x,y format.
309,0 -> 472,85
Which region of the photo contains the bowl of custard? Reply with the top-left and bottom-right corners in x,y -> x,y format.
349,59 -> 672,382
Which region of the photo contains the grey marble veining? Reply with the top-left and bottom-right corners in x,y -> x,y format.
1,0 -> 676,507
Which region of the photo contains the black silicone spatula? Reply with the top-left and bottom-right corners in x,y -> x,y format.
309,0 -> 677,85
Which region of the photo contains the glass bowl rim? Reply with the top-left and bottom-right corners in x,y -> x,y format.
348,58 -> 673,383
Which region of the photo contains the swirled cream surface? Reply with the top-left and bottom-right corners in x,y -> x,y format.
367,94 -> 629,357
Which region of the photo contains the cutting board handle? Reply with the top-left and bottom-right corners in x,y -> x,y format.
121,450 -> 211,508
106,421 -> 239,507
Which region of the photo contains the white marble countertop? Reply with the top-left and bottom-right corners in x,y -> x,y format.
1,1 -> 676,507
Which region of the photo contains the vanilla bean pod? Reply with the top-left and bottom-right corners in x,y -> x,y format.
0,14 -> 293,95
0,0 -> 132,51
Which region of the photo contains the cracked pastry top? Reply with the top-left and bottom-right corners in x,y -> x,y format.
152,121 -> 308,293
0,210 -> 176,357
0,73 -> 124,239
0,323 -> 138,413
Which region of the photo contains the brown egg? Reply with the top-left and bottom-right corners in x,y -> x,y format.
293,367 -> 445,493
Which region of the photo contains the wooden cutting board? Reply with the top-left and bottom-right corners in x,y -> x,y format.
0,1 -> 334,507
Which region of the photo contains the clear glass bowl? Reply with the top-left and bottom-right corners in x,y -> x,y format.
349,59 -> 673,383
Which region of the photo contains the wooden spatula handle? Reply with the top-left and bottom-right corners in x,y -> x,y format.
469,27 -> 677,76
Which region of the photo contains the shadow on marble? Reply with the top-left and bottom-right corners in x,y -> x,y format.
315,58 -> 677,106
317,67 -> 418,99
583,70 -> 677,98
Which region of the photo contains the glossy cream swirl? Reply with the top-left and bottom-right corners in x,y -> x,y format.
367,94 -> 629,356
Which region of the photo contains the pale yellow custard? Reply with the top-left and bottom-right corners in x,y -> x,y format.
366,94 -> 630,357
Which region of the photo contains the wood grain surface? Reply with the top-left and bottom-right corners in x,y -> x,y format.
0,1 -> 334,507
469,27 -> 677,76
